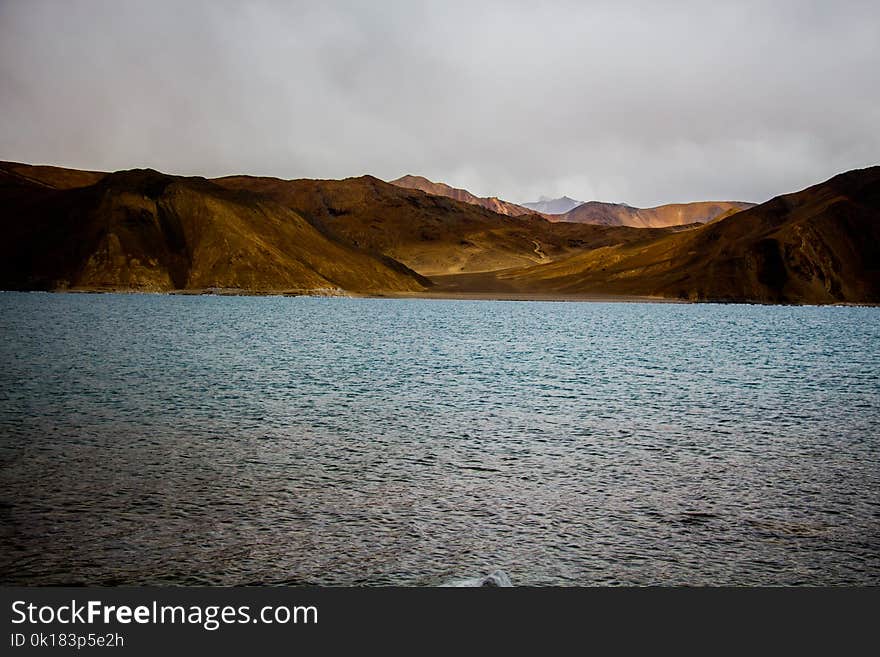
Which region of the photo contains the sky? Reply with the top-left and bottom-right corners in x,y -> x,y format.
1,0 -> 878,207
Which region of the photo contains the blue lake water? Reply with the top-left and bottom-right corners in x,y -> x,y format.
0,292 -> 878,585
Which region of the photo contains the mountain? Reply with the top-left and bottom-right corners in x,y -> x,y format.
389,174 -> 534,217
214,174 -> 674,276
522,196 -> 582,215
556,200 -> 756,228
0,162 -> 429,294
484,167 -> 880,303
2,161 -> 876,304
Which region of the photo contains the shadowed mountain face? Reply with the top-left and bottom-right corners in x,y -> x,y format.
389,174 -> 534,217
522,196 -> 583,215
488,167 -> 880,303
0,164 -> 429,294
215,174 -> 675,276
556,200 -> 756,227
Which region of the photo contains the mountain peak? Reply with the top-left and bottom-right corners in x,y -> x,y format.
522,196 -> 583,215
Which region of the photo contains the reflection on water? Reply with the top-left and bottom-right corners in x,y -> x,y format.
0,292 -> 878,585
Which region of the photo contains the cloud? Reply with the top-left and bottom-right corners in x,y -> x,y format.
1,0 -> 878,206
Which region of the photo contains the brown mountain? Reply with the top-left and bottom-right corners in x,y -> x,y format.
214,174 -> 675,276
483,167 -> 880,303
389,174 -> 534,217
556,200 -> 756,227
0,163 -> 429,294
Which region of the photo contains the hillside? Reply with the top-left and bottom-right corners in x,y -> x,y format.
215,174 -> 675,276
489,167 -> 880,303
0,163 -> 429,294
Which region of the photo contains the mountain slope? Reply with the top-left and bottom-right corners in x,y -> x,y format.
389,174 -> 534,217
0,163 -> 429,293
215,174 -> 677,276
495,167 -> 880,303
557,200 -> 755,227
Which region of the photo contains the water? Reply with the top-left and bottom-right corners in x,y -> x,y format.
0,292 -> 878,586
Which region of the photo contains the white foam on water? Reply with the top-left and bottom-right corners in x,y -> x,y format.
440,570 -> 513,587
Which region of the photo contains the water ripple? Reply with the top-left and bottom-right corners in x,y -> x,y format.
0,293 -> 878,585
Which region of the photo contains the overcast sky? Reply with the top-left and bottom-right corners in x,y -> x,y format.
1,0 -> 877,206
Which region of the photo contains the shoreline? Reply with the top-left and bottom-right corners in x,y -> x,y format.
3,287 -> 878,306
361,289 -> 681,303
3,287 -> 680,303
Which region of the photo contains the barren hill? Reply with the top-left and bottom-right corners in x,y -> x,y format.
0,163 -> 429,294
215,174 -> 674,276
557,199 -> 756,227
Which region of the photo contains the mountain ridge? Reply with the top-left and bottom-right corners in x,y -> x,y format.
390,173 -> 755,227
389,174 -> 536,217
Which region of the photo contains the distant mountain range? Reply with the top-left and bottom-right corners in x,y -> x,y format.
391,176 -> 754,227
1,161 -> 877,303
522,196 -> 582,215
557,199 -> 756,228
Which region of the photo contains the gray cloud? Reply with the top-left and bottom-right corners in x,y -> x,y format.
1,0 -> 878,206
